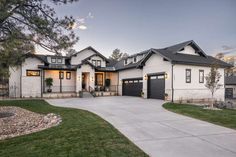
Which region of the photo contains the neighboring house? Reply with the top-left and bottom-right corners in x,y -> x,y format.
225,76 -> 236,99
9,40 -> 231,101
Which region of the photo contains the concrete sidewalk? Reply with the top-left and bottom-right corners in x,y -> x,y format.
47,96 -> 236,157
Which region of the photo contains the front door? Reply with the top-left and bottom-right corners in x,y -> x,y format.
82,73 -> 86,90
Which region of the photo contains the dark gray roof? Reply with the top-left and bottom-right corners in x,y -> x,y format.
153,48 -> 231,68
225,76 -> 236,85
38,64 -> 77,70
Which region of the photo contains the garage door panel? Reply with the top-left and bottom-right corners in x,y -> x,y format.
148,74 -> 165,100
123,78 -> 143,97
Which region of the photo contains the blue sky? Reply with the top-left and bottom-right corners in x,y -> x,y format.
45,0 -> 236,57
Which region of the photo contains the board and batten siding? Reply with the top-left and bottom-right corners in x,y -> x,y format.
118,68 -> 143,95
173,64 -> 225,101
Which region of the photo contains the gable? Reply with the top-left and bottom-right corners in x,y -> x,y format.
71,49 -> 96,65
177,45 -> 200,56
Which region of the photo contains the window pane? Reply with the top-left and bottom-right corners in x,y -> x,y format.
66,72 -> 71,79
186,69 -> 191,83
57,58 -> 62,63
97,60 -> 101,67
26,70 -> 40,76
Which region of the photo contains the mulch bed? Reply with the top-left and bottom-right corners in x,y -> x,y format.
0,106 -> 61,140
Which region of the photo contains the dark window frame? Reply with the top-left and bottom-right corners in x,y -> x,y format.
51,57 -> 56,63
92,60 -> 96,66
59,71 -> 64,79
186,69 -> 191,83
199,70 -> 204,83
134,57 -> 137,62
66,72 -> 71,80
124,59 -> 128,64
97,60 -> 101,67
95,73 -> 103,86
57,58 -> 62,63
26,70 -> 40,77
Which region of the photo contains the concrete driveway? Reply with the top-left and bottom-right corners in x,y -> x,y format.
47,96 -> 236,157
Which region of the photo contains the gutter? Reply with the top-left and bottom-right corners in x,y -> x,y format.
171,64 -> 174,102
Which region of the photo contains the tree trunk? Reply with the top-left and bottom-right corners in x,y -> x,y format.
211,94 -> 214,108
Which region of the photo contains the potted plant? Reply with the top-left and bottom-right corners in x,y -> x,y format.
164,93 -> 168,100
45,78 -> 53,93
105,79 -> 111,92
141,91 -> 144,98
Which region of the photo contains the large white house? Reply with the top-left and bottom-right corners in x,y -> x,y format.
9,40 -> 231,101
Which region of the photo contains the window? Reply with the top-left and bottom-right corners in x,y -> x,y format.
134,57 -> 137,62
59,71 -> 64,79
26,70 -> 40,76
57,58 -> 62,63
199,70 -> 204,83
66,72 -> 71,80
97,60 -> 101,67
51,57 -> 56,63
95,73 -> 103,86
124,59 -> 128,64
186,69 -> 191,83
92,60 -> 96,66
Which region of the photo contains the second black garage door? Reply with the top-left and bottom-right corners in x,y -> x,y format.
122,78 -> 143,97
148,74 -> 165,99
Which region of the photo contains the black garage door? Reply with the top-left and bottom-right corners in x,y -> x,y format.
148,74 -> 165,99
122,78 -> 143,97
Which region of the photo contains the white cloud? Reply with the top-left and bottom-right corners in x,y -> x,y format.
78,25 -> 87,30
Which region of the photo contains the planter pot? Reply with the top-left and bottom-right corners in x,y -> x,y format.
47,89 -> 52,93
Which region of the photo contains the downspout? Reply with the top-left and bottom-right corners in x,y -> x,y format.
20,65 -> 22,98
117,71 -> 119,95
171,64 -> 174,102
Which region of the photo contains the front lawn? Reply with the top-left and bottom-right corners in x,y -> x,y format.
163,103 -> 236,130
0,100 -> 148,157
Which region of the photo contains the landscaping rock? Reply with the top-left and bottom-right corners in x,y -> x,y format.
0,106 -> 62,140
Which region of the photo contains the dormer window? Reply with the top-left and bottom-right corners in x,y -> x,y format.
51,57 -> 56,63
134,57 -> 137,63
57,58 -> 62,63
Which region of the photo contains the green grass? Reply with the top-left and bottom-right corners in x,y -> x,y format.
163,103 -> 236,130
0,100 -> 148,157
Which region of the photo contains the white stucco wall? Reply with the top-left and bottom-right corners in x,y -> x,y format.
118,68 -> 143,95
21,57 -> 44,97
76,64 -> 95,92
71,49 -> 95,65
44,70 -> 76,92
9,66 -> 21,97
178,45 -> 199,56
173,64 -> 225,101
142,54 -> 172,99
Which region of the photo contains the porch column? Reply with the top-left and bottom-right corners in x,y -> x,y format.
59,70 -> 62,93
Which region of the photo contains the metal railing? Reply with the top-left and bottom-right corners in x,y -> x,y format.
44,86 -> 76,93
94,85 -> 118,92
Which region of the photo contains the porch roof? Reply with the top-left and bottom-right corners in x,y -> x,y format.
38,65 -> 77,71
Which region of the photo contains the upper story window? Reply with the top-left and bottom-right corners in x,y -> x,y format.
92,60 -> 101,67
199,70 -> 204,83
57,58 -> 62,63
97,60 -> 101,67
26,70 -> 40,76
186,69 -> 191,83
51,57 -> 56,63
124,59 -> 128,65
134,57 -> 137,62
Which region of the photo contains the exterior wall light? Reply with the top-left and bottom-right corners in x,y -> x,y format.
165,73 -> 168,79
144,75 -> 148,80
91,76 -> 94,82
